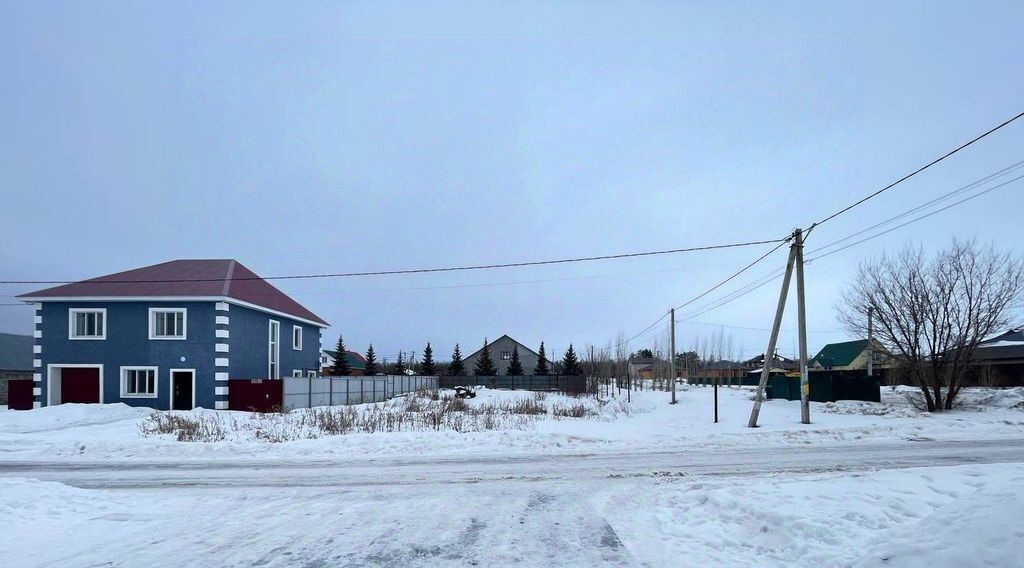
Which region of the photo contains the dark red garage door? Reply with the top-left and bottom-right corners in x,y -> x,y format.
61,367 -> 100,404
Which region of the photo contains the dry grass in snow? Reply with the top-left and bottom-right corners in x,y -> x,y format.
139,388 -> 642,443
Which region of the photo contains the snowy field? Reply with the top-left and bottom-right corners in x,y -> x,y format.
1,385 -> 1022,462
1,386 -> 1022,567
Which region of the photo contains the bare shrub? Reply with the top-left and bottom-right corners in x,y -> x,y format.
551,403 -> 590,418
139,389 -> 631,443
502,397 -> 548,415
139,413 -> 227,442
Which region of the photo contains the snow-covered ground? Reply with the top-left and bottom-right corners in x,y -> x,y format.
1,386 -> 1022,566
1,463 -> 1021,567
1,385 -> 1021,462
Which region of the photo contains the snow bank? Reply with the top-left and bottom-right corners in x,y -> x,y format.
0,403 -> 152,434
0,387 -> 1020,462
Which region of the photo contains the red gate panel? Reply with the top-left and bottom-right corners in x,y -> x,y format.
228,379 -> 282,412
7,379 -> 34,410
61,368 -> 100,404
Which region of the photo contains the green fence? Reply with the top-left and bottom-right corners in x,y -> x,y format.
766,373 -> 880,403
692,372 -> 880,403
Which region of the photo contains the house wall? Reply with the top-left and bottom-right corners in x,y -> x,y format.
35,300 -> 324,410
36,301 -> 218,410
462,336 -> 542,376
227,304 -> 321,380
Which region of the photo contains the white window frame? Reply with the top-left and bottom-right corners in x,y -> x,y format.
292,369 -> 303,378
268,320 -> 280,379
69,308 -> 107,340
500,351 -> 512,360
120,366 -> 158,399
307,370 -> 317,378
292,325 -> 303,351
148,308 -> 188,340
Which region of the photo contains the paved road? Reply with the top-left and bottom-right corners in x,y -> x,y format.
3,437 -> 1021,489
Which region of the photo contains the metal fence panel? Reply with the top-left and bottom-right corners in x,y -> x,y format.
271,375 -> 440,411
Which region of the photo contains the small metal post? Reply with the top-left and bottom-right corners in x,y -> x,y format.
714,378 -> 719,423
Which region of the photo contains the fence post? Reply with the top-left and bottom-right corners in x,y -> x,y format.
329,375 -> 333,406
308,375 -> 313,409
360,379 -> 365,404
346,378 -> 350,405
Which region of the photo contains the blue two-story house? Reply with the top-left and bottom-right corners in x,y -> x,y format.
18,259 -> 329,410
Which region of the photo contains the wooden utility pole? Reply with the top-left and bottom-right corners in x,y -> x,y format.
670,308 -> 677,404
795,228 -> 810,424
748,232 -> 800,428
866,306 -> 874,377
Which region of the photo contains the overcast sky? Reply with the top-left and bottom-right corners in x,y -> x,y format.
2,1 -> 1022,364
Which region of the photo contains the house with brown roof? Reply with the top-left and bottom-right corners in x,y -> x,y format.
17,259 -> 328,410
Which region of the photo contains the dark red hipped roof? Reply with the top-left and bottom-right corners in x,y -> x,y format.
18,259 -> 328,326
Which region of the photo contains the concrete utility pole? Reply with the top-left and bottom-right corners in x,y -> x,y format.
866,306 -> 874,377
795,228 -> 811,425
670,308 -> 677,404
748,232 -> 800,428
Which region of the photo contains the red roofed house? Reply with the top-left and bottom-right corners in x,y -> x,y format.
18,259 -> 328,410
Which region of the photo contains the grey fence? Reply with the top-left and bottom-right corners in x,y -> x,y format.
282,375 -> 439,410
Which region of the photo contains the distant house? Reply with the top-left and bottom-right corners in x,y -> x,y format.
809,339 -> 886,371
0,333 -> 33,405
462,335 -> 542,376
743,353 -> 798,372
320,349 -> 367,376
971,328 -> 1024,386
17,259 -> 328,410
700,360 -> 747,382
628,356 -> 661,380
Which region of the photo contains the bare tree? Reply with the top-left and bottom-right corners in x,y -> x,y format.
839,240 -> 1023,411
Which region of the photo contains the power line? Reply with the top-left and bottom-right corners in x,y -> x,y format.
615,238 -> 792,349
810,159 -> 1024,257
806,172 -> 1024,263
673,239 -> 791,310
681,320 -> 847,334
0,238 -> 786,285
673,163 -> 1024,324
810,110 -> 1024,229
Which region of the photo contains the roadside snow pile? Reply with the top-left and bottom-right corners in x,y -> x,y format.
817,400 -> 923,418
954,387 -> 1024,411
138,388 -> 648,443
0,403 -> 153,435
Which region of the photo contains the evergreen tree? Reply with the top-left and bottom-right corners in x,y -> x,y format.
421,342 -> 436,375
506,346 -> 524,376
561,343 -> 582,376
474,338 -> 497,376
331,335 -> 352,376
363,344 -> 379,376
395,352 -> 406,375
533,341 -> 550,375
449,343 -> 466,376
